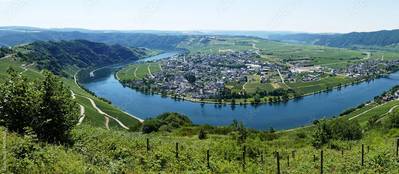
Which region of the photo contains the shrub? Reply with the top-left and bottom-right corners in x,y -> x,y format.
386,111 -> 399,128
312,119 -> 362,148
142,112 -> 192,133
198,129 -> 207,140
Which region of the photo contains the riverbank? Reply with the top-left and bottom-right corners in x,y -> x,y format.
82,52 -> 399,130
116,73 -> 383,105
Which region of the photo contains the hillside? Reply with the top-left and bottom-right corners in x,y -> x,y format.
269,29 -> 399,48
18,40 -> 146,76
0,29 -> 187,50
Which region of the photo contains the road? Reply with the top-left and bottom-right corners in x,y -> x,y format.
147,64 -> 154,78
277,69 -> 285,84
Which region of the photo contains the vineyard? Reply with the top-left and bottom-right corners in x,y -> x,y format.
1,122 -> 399,173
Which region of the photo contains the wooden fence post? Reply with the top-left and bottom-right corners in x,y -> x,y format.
261,151 -> 264,163
396,138 -> 399,158
146,138 -> 150,152
242,146 -> 246,171
175,142 -> 179,159
276,152 -> 280,174
313,154 -> 316,162
207,149 -> 210,169
361,144 -> 364,166
292,150 -> 295,159
287,155 -> 290,167
320,150 -> 323,174
341,149 -> 344,156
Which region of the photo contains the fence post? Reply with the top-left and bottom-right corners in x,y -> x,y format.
341,149 -> 344,156
261,151 -> 264,163
361,144 -> 364,166
276,152 -> 280,174
320,150 -> 323,174
175,142 -> 179,159
146,138 -> 150,152
207,149 -> 210,169
367,145 -> 369,153
287,155 -> 290,167
242,146 -> 246,171
313,154 -> 316,162
396,138 -> 399,158
292,150 -> 295,159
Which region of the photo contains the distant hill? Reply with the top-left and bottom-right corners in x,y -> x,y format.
18,40 -> 146,76
315,29 -> 399,47
269,29 -> 399,48
0,28 -> 187,50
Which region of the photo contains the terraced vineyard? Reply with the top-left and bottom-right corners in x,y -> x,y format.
0,55 -> 141,131
117,62 -> 161,81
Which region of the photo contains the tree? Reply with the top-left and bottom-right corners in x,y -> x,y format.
312,121 -> 332,148
0,68 -> 39,134
34,71 -> 79,143
198,129 -> 207,140
0,69 -> 79,144
184,73 -> 196,84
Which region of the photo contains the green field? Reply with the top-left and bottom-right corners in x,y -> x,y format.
288,75 -> 355,95
117,62 -> 161,81
178,36 -> 399,67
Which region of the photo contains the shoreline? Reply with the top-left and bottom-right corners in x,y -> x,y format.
116,73 -> 385,105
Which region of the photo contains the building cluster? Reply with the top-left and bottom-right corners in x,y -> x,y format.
128,51 -> 399,100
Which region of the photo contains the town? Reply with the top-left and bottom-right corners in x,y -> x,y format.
121,50 -> 399,102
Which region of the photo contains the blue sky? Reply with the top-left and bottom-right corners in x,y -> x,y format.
0,0 -> 398,33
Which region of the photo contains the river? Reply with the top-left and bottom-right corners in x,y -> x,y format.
81,52 -> 399,130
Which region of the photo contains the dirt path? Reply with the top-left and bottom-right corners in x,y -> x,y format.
376,104 -> 399,123
19,63 -> 35,75
242,80 -> 248,90
133,67 -> 138,79
277,69 -> 285,84
147,64 -> 154,78
159,64 -> 163,71
71,90 -> 87,125
104,116 -> 110,130
83,95 -> 130,130
349,102 -> 388,120
76,104 -> 86,126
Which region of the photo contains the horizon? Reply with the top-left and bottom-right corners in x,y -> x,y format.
1,0 -> 399,33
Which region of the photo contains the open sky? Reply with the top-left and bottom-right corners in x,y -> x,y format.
0,0 -> 398,33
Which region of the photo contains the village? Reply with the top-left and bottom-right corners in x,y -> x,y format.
127,51 -> 399,100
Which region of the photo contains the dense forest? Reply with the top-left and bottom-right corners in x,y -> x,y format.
0,30 -> 187,50
270,29 -> 399,48
19,40 -> 146,76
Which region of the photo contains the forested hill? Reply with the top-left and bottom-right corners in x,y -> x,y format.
18,40 -> 146,76
315,29 -> 399,47
0,30 -> 187,50
269,29 -> 399,48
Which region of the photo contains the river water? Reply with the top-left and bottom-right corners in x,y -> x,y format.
81,52 -> 399,130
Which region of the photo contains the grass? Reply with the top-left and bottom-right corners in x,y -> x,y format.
288,75 -> 355,95
244,75 -> 279,94
117,62 -> 161,81
0,56 -> 141,131
178,36 -> 399,67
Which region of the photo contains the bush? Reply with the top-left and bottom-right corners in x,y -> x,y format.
142,112 -> 192,133
198,129 -> 207,140
312,119 -> 363,147
386,111 -> 399,128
